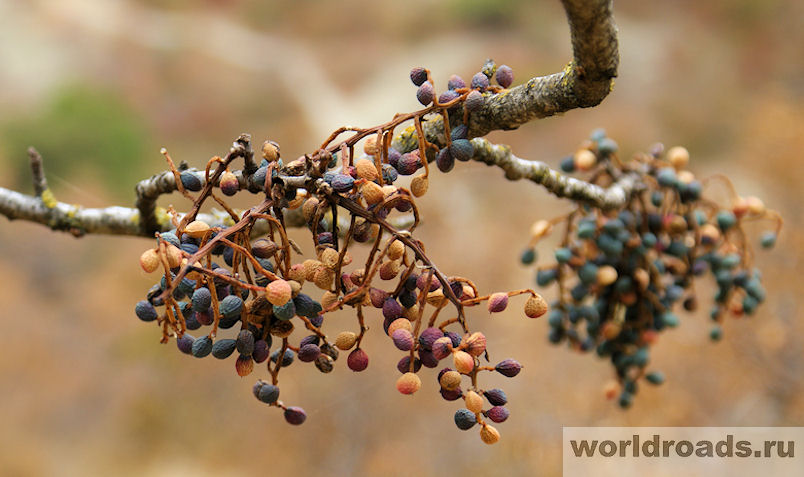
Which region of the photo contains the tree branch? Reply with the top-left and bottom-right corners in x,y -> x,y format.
394,0 -> 618,146
469,138 -> 640,210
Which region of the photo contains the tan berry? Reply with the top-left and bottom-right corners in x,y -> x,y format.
524,294 -> 548,318
667,146 -> 690,170
464,332 -> 487,357
479,424 -> 500,444
261,140 -> 280,162
140,248 -> 160,273
396,372 -> 421,395
319,247 -> 340,269
597,265 -> 618,286
411,174 -> 429,197
335,331 -> 357,351
265,279 -> 292,306
465,390 -> 484,414
165,244 -> 183,269
379,259 -> 401,280
745,196 -> 765,215
313,267 -> 335,290
287,263 -> 306,283
355,158 -> 379,182
387,239 -> 405,261
453,350 -> 475,374
302,197 -> 319,222
574,148 -> 597,171
360,181 -> 384,206
363,137 -> 379,156
321,291 -> 340,310
184,220 -> 210,238
439,370 -> 462,391
303,259 -> 324,281
530,219 -> 552,239
387,318 -> 412,336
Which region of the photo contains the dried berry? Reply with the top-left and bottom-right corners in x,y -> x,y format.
347,348 -> 369,372
487,292 -> 509,313
465,390 -> 484,414
453,350 -> 475,374
256,382 -> 280,404
416,81 -> 435,106
191,336 -> 213,358
392,328 -> 415,351
212,338 -> 237,359
176,334 -> 194,355
524,294 -> 548,318
235,354 -> 254,376
450,139 -> 474,162
219,170 -> 239,196
180,171 -> 202,192
219,295 -> 243,320
298,343 -> 321,362
447,74 -> 466,90
464,90 -> 484,111
494,359 -> 522,377
479,424 -> 500,444
331,173 -> 355,192
409,66 -> 428,86
418,327 -> 443,350
454,409 -> 476,430
191,287 -> 212,312
495,64 -> 513,88
284,406 -> 307,425
235,330 -> 255,356
396,152 -> 421,176
396,372 -> 422,395
135,300 -> 158,322
265,279 -> 292,306
139,249 -> 160,273
335,331 -> 357,351
431,336 -> 454,360
439,370 -> 462,391
471,72 -> 489,91
484,388 -> 508,406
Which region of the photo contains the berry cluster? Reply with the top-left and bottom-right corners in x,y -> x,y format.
133,61 -> 546,444
521,130 -> 781,408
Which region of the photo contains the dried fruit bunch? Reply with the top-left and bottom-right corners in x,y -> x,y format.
133,61 -> 546,444
521,129 -> 782,408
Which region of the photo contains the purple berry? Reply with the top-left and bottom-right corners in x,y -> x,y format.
447,74 -> 466,90
284,406 -> 307,425
438,90 -> 460,105
471,72 -> 489,91
253,340 -> 270,363
392,329 -> 415,351
495,64 -> 514,88
483,388 -> 508,406
396,152 -> 421,176
397,355 -> 422,374
486,406 -> 509,423
298,343 -> 321,362
409,67 -> 427,86
436,148 -> 455,173
382,298 -> 403,320
418,327 -> 444,350
495,359 -> 523,377
176,334 -> 194,355
464,90 -> 484,111
416,81 -> 435,106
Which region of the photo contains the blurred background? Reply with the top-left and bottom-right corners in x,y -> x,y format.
0,0 -> 802,475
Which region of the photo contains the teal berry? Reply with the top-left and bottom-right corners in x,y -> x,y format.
716,211 -> 737,231
760,232 -> 776,249
709,326 -> 723,342
645,371 -> 665,385
520,247 -> 537,265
